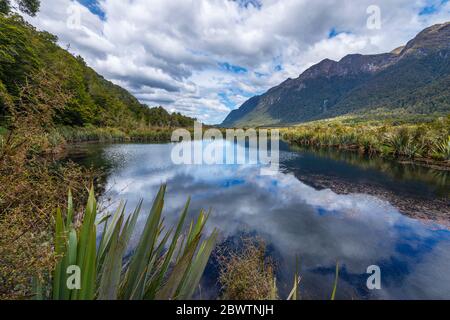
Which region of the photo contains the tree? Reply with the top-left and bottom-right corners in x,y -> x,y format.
0,0 -> 40,16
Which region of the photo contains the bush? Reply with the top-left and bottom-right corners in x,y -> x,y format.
0,68 -> 91,299
38,185 -> 218,300
218,239 -> 277,300
282,115 -> 450,164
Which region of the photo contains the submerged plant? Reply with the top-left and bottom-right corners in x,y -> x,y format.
39,185 -> 218,300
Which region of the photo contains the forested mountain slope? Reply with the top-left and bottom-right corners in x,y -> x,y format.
0,14 -> 195,128
222,22 -> 450,127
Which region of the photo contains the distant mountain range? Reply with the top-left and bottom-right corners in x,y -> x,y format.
221,22 -> 450,127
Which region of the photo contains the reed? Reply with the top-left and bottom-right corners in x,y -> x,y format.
57,126 -> 181,144
58,126 -> 128,143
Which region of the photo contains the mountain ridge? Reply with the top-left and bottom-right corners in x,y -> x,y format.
221,22 -> 450,127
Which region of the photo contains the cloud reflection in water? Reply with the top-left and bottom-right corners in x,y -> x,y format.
84,142 -> 450,300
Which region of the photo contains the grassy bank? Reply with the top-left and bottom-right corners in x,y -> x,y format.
281,115 -> 450,168
56,125 -> 176,143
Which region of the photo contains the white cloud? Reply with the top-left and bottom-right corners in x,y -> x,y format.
26,0 -> 450,124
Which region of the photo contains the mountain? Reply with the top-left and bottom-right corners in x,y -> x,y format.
0,14 -> 195,128
221,22 -> 450,127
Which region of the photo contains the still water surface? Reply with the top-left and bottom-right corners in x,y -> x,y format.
67,141 -> 450,300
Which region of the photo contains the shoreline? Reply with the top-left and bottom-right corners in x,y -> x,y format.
22,122 -> 446,172
283,139 -> 450,171
46,131 -> 450,175
294,172 -> 450,226
59,138 -> 450,225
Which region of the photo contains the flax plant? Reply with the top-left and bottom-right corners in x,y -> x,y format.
39,184 -> 218,300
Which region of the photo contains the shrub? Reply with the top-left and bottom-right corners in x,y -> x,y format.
281,116 -> 450,164
38,185 -> 218,300
432,136 -> 450,160
0,69 -> 91,299
218,239 -> 277,300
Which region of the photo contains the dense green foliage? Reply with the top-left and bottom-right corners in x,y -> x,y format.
0,14 -> 195,130
40,185 -> 218,300
0,14 -> 198,298
0,0 -> 40,16
282,115 -> 450,163
0,60 -> 95,299
56,125 -> 176,143
327,56 -> 450,120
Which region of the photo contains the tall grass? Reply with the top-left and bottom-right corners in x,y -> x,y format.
58,126 -> 128,143
282,116 -> 450,164
330,262 -> 339,301
432,136 -> 450,161
58,126 -> 190,144
38,185 -> 218,300
128,127 -> 173,142
218,239 -> 278,300
218,239 -> 340,301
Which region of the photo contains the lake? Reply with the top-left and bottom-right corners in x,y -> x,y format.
66,140 -> 450,300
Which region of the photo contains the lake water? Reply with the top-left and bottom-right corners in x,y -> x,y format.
67,141 -> 450,300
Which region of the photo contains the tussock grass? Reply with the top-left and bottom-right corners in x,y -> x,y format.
217,238 -> 278,300
57,126 -> 182,144
282,115 -> 450,163
57,126 -> 128,143
217,238 -> 341,300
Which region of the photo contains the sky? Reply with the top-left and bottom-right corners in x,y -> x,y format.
25,0 -> 450,124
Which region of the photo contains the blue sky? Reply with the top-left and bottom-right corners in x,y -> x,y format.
76,0 -> 105,19
419,0 -> 449,15
28,0 -> 450,124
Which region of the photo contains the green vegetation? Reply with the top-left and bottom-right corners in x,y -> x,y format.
282,115 -> 450,165
217,239 -> 341,300
36,185 -> 218,300
331,262 -> 339,301
222,23 -> 450,128
1,7 -> 445,301
0,14 -> 195,133
0,64 -> 92,299
57,125 -> 176,143
0,0 -> 40,16
218,239 -> 278,300
0,12 -> 200,299
56,126 -> 128,143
